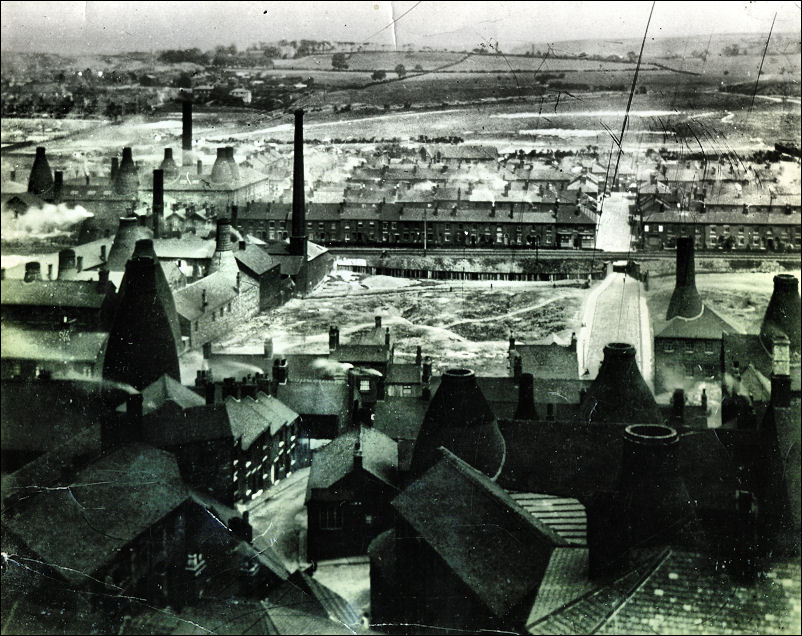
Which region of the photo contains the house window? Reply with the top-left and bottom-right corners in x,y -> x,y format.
685,341 -> 694,353
319,505 -> 343,530
704,341 -> 715,354
658,225 -> 663,232
663,342 -> 675,353
644,224 -> 650,232
359,379 -> 371,392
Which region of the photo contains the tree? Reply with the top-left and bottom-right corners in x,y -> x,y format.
331,52 -> 349,70
626,51 -> 638,63
723,44 -> 740,56
395,64 -> 407,78
414,64 -> 423,72
371,70 -> 387,81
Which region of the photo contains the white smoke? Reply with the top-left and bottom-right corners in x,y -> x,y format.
2,203 -> 94,241
311,358 -> 353,378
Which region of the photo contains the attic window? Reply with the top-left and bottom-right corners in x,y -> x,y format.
359,380 -> 371,392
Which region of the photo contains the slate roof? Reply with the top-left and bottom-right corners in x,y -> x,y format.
173,270 -> 239,321
1,378 -> 129,453
1,278 -> 111,309
307,426 -> 398,499
2,444 -> 188,586
597,551 -> 801,635
526,547 -> 669,634
393,449 -> 568,618
116,373 -> 205,416
1,326 -> 107,364
642,207 -> 801,226
333,344 -> 390,364
516,343 -> 579,380
224,395 -> 276,450
242,392 -> 299,437
276,380 -> 349,418
655,304 -> 740,340
386,363 -> 422,384
142,394 -> 278,451
235,243 -> 278,277
373,395 -> 429,441
508,492 -> 587,546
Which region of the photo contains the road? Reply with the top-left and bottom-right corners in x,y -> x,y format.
578,272 -> 653,388
245,467 -> 310,572
596,192 -> 635,252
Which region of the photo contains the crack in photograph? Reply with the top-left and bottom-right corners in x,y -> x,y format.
1,1 -> 800,634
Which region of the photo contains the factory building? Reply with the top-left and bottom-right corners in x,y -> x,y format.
652,237 -> 740,394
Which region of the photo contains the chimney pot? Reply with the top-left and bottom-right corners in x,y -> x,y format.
375,316 -> 382,328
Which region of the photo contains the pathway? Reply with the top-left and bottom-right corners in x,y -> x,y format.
578,272 -> 653,388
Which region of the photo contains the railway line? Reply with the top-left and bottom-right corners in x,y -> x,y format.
329,246 -> 802,262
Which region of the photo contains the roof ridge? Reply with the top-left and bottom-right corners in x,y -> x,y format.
438,448 -> 569,547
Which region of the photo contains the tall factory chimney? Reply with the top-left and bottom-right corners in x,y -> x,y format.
152,169 -> 164,239
53,171 -> 63,204
110,157 -> 119,184
290,110 -> 308,259
182,98 -> 193,165
27,147 -> 53,197
666,237 -> 703,320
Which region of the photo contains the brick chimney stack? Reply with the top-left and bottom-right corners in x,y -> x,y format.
289,109 -> 308,259
182,99 -> 193,165
152,169 -> 164,239
666,236 -> 703,320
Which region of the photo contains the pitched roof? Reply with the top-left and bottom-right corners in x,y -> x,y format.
235,244 -> 279,277
1,278 -> 111,309
307,426 -> 398,496
393,449 -> 568,618
597,551 -> 801,635
242,392 -> 299,437
276,380 -> 349,418
173,270 -> 239,321
117,374 -> 205,416
655,304 -> 740,340
2,444 -> 188,586
224,395 -> 275,450
515,342 -> 579,380
1,378 -> 129,452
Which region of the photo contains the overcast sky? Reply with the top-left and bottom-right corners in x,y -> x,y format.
1,1 -> 799,54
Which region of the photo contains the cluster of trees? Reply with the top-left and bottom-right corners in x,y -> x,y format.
158,48 -> 209,65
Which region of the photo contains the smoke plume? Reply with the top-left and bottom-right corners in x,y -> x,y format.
2,203 -> 93,241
